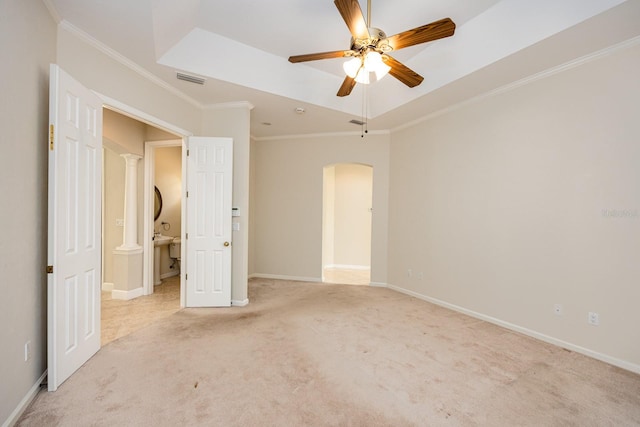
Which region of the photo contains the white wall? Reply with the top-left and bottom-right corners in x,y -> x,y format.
387,42 -> 640,369
0,0 -> 56,423
252,133 -> 390,284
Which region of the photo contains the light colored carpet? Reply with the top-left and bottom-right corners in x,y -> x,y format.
19,278 -> 640,426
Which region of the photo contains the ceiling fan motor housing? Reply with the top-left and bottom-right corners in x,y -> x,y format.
351,27 -> 392,53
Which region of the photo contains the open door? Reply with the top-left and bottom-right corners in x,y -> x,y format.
185,137 -> 233,307
47,65 -> 102,391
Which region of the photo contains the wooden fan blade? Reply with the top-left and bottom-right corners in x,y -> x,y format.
289,50 -> 353,63
337,75 -> 357,97
382,55 -> 424,88
387,18 -> 456,51
334,0 -> 370,40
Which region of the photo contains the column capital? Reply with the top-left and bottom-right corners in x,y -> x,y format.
121,153 -> 142,162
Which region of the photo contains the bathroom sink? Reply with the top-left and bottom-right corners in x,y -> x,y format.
153,235 -> 174,286
153,234 -> 173,246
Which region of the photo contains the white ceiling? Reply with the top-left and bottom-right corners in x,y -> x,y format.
46,0 -> 640,138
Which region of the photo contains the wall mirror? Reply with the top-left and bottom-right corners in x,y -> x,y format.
154,186 -> 163,221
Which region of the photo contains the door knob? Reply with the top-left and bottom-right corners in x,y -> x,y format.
224,241 -> 230,247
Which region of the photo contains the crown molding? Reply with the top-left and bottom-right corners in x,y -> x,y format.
252,129 -> 390,142
58,20 -> 204,110
42,0 -> 61,23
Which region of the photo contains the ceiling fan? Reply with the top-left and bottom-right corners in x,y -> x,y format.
288,0 -> 456,97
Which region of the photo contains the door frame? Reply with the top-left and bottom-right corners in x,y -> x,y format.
142,139 -> 186,307
97,94 -> 192,307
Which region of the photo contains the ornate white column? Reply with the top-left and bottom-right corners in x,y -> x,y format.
113,153 -> 144,300
118,154 -> 142,250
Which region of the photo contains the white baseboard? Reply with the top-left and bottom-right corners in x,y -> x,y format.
386,283 -> 640,375
324,264 -> 371,271
2,370 -> 47,427
231,299 -> 249,307
249,273 -> 322,283
369,282 -> 388,288
102,282 -> 114,291
111,287 -> 144,301
160,271 -> 179,280
249,273 -> 385,287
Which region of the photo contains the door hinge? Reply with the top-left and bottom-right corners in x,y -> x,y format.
46,265 -> 53,274
49,124 -> 54,151
187,149 -> 190,156
185,273 -> 188,280
186,233 -> 188,240
186,191 -> 189,198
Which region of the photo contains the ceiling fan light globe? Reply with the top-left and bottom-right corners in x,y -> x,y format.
374,63 -> 391,81
343,57 -> 362,78
363,51 -> 383,72
354,68 -> 370,84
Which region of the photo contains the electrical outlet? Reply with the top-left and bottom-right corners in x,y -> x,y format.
24,341 -> 31,362
116,218 -> 124,227
417,272 -> 424,280
588,312 -> 600,326
407,269 -> 412,278
554,304 -> 563,316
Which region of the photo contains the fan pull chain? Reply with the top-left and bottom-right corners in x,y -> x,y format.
361,84 -> 369,138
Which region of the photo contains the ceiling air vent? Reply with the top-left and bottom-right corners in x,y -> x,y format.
349,119 -> 366,126
176,72 -> 205,85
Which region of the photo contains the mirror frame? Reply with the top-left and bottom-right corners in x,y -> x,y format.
154,186 -> 163,221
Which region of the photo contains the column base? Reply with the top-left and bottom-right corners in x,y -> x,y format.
112,248 -> 143,300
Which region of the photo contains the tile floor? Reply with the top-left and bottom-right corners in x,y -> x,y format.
322,267 -> 370,285
101,275 -> 181,346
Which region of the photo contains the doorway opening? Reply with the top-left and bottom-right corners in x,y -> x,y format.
143,139 -> 185,305
100,106 -> 186,345
322,163 -> 373,285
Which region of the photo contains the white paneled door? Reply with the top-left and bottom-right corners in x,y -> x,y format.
186,137 -> 233,307
47,65 -> 102,391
